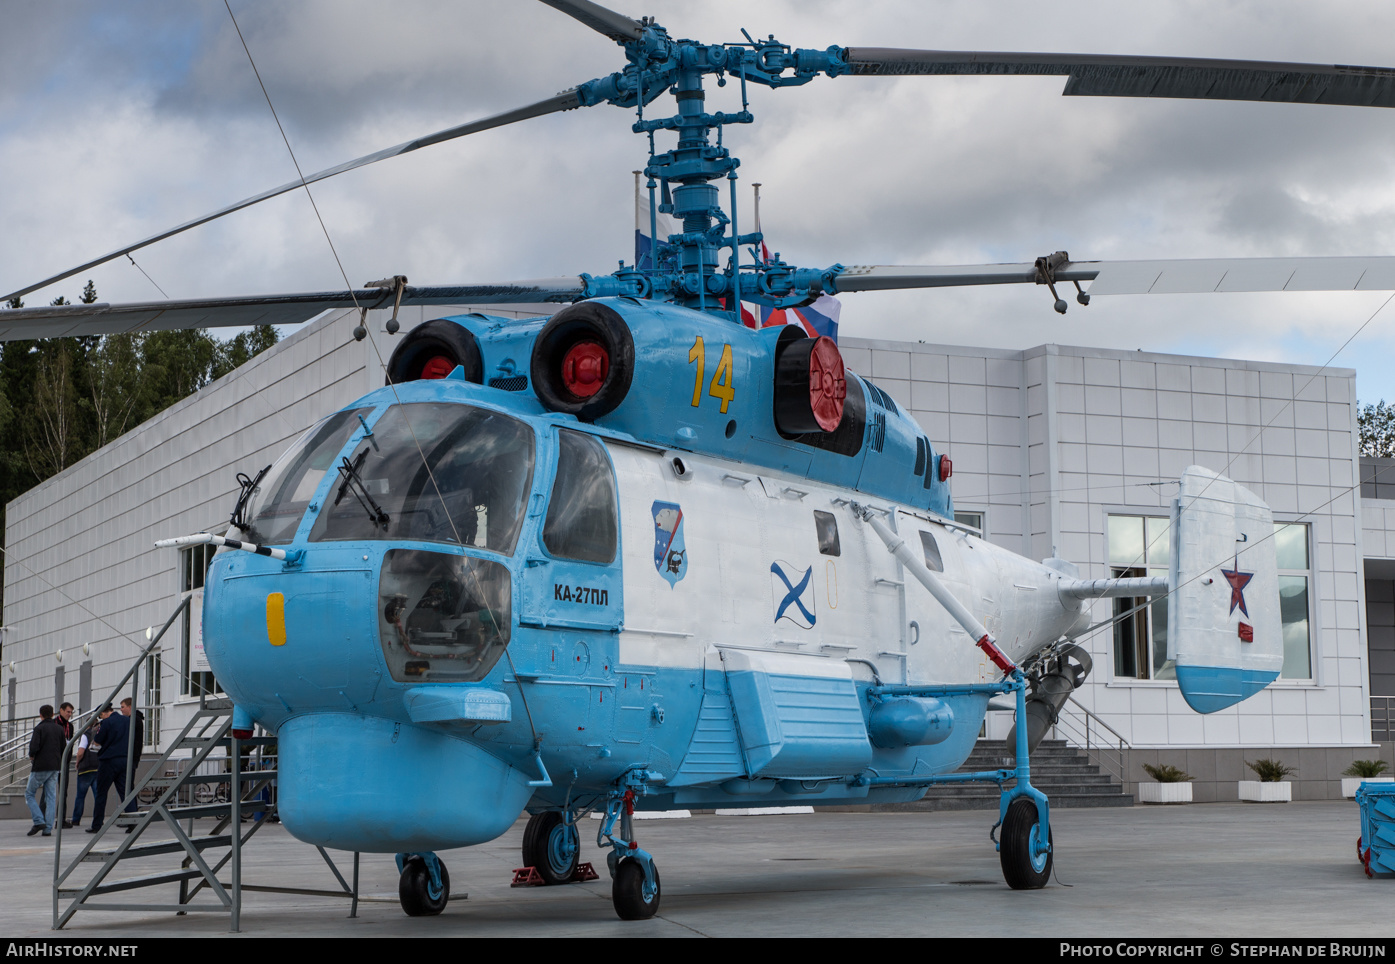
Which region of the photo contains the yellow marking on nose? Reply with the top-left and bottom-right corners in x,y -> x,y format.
267,592 -> 287,647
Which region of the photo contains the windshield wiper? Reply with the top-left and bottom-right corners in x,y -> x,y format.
334,451 -> 390,530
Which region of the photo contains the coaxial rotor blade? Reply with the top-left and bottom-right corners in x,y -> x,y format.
0,280 -> 585,340
843,49 -> 1395,108
2,90 -> 586,304
538,0 -> 644,42
828,256 -> 1395,294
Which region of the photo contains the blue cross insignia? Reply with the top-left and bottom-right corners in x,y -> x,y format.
770,560 -> 816,629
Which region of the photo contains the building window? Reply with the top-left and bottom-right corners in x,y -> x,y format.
1274,523 -> 1312,680
180,545 -> 221,698
1108,514 -> 1314,682
1108,514 -> 1172,680
953,510 -> 983,532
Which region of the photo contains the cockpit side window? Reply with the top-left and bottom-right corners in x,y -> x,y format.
242,409 -> 367,545
542,431 -> 618,564
919,530 -> 944,572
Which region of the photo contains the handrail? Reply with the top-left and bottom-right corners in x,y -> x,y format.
1050,695 -> 1131,785
0,708 -> 99,794
1063,693 -> 1132,749
52,597 -> 189,873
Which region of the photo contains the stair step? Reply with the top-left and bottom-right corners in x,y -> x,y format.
59,868 -> 210,897
82,835 -> 234,862
115,800 -> 272,822
900,738 -> 1132,811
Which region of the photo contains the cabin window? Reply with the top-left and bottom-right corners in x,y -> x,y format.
542,431 -> 618,564
377,549 -> 512,683
814,510 -> 840,556
242,408 -> 368,545
919,531 -> 944,572
310,403 -> 536,555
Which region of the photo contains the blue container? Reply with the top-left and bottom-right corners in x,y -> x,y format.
1355,783 -> 1395,877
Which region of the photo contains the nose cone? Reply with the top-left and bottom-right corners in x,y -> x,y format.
202,553 -> 381,716
276,714 -> 534,852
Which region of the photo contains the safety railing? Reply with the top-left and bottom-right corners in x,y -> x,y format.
1050,696 -> 1131,784
1,709 -> 98,799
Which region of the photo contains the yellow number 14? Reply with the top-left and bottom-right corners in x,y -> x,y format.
689,336 -> 735,414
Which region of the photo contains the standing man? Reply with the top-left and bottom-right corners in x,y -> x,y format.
70,711 -> 105,830
88,704 -> 130,834
24,705 -> 64,836
56,703 -> 75,828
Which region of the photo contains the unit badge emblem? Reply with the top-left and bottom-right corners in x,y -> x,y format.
652,501 -> 687,586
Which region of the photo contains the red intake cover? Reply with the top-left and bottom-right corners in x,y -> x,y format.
808,336 -> 846,432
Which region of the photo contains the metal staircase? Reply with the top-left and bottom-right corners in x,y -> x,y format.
51,599 -> 362,932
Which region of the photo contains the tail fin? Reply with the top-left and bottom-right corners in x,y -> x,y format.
1169,466 -> 1282,712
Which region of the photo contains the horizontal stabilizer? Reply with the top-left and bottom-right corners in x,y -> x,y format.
1169,466 -> 1282,713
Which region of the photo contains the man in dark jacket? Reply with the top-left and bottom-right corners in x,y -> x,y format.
25,705 -> 64,836
89,705 -> 132,833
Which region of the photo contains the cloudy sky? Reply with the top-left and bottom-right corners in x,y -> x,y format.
5,1 -> 1395,398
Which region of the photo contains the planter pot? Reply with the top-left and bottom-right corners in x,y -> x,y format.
1140,782 -> 1193,804
1342,776 -> 1395,799
1239,780 -> 1291,802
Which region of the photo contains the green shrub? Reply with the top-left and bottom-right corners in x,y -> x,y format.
1142,763 -> 1194,783
1246,758 -> 1297,782
1343,759 -> 1391,779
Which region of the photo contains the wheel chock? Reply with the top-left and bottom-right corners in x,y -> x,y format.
511,862 -> 600,887
511,866 -> 547,887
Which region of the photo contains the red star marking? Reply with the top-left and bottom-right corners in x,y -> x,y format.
1221,566 -> 1254,617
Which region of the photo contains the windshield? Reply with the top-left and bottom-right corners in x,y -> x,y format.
241,410 -> 368,546
309,402 -> 536,554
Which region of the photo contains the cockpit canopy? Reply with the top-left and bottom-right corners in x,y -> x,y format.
243,402 -> 535,554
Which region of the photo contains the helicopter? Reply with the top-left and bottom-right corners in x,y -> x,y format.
7,0 -> 1395,924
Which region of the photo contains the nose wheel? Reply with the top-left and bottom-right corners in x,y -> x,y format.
598,785 -> 661,920
396,852 -> 449,916
612,856 -> 661,920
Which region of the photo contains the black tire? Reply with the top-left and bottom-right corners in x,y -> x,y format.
612,857 -> 660,920
530,302 -> 635,421
398,855 -> 450,916
521,811 -> 579,885
385,318 -> 483,385
1000,797 -> 1052,890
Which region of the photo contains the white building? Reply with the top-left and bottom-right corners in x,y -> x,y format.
2,307 -> 1386,804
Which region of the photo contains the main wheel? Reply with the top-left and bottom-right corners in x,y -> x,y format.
1000,797 -> 1052,890
521,811 -> 579,885
399,856 -> 450,916
612,857 -> 660,920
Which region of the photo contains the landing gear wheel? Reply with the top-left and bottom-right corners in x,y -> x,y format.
398,856 -> 450,916
521,811 -> 579,885
1000,797 -> 1052,890
612,857 -> 660,920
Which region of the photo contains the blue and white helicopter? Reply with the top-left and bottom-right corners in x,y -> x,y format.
8,0 -> 1395,922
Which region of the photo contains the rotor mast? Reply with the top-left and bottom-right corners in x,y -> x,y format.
573,20 -> 851,315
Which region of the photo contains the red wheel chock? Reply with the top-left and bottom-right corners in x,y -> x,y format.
511,862 -> 599,887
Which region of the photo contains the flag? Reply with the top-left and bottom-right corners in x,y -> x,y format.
758,294 -> 841,341
635,173 -> 676,272
744,185 -> 840,341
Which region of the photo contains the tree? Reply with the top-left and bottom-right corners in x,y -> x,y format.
1359,401 -> 1395,457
